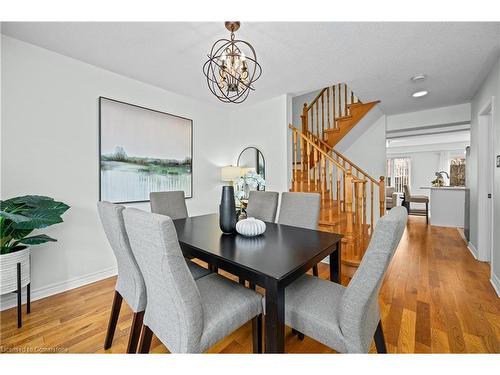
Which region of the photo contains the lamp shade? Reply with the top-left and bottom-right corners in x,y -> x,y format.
221,166 -> 242,181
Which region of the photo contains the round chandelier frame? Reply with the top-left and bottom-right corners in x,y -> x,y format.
202,22 -> 262,104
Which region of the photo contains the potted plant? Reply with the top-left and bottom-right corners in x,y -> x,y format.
235,171 -> 265,220
0,195 -> 70,296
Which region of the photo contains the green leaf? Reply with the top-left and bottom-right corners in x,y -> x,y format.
37,201 -> 70,215
0,210 -> 31,223
13,234 -> 57,245
0,199 -> 20,212
10,195 -> 54,207
12,209 -> 63,230
11,228 -> 33,240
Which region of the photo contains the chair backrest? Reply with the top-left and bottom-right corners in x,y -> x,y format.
246,191 -> 279,222
97,201 -> 146,312
277,192 -> 320,230
385,187 -> 395,197
150,191 -> 188,219
403,184 -> 411,199
122,208 -> 203,353
339,206 -> 407,353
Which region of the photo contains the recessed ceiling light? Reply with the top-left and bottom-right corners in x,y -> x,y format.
412,90 -> 428,98
411,74 -> 426,82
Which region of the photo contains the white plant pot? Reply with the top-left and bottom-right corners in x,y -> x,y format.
0,247 -> 30,295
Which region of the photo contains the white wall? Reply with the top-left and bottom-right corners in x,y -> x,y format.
386,151 -> 440,208
291,89 -> 321,129
224,95 -> 289,194
0,36 -> 289,309
470,54 -> 500,294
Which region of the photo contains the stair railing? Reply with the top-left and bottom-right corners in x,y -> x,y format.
301,83 -> 360,143
302,128 -> 386,227
290,124 -> 369,266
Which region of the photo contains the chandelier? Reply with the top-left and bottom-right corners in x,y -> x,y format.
203,22 -> 262,104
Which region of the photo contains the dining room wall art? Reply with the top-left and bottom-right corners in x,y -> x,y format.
99,97 -> 193,203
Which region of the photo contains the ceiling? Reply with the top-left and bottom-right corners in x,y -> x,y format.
2,22 -> 500,114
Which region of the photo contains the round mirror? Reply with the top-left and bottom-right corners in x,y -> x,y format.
237,147 -> 265,191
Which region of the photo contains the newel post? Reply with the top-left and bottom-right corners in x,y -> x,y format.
301,103 -> 308,133
379,176 -> 385,216
344,170 -> 354,259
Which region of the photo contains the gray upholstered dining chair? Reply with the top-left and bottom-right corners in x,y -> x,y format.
150,190 -> 213,270
122,208 -> 264,353
403,185 -> 429,224
246,191 -> 279,222
97,201 -> 211,353
281,206 -> 408,353
278,192 -> 321,276
150,191 -> 188,219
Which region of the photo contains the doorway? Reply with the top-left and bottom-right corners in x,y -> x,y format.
477,98 -> 495,263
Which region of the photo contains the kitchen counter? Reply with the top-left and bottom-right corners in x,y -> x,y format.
421,186 -> 467,190
420,186 -> 465,227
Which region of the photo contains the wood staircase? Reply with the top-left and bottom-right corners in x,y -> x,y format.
301,83 -> 380,148
290,83 -> 384,279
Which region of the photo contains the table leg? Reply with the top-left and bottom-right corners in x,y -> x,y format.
329,241 -> 341,283
264,279 -> 285,353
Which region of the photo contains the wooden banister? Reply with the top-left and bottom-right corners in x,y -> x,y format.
304,128 -> 378,185
307,87 -> 328,111
289,124 -> 364,181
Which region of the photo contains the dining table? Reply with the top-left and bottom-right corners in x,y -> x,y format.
173,213 -> 343,353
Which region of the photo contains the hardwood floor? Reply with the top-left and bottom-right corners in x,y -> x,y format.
1,216 -> 499,353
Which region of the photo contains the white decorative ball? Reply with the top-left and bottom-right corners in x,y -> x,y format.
236,217 -> 266,237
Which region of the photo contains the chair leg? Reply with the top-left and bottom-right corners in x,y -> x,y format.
425,202 -> 429,224
252,314 -> 263,354
239,277 -> 246,285
104,290 -> 123,350
312,265 -> 319,277
127,311 -> 145,353
249,282 -> 256,290
374,321 -> 387,353
138,325 -> 153,354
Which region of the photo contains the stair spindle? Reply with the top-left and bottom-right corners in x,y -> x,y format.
362,181 -> 367,249
321,94 -> 325,139
306,142 -> 311,189
321,155 -> 326,198
293,129 -> 297,183
327,87 -> 331,130
315,101 -> 319,140
310,104 -> 314,135
344,83 -> 348,118
338,83 -> 342,118
370,181 -> 374,234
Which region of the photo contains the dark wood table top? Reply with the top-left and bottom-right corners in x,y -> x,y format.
173,213 -> 342,282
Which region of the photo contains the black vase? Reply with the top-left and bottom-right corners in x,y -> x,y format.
219,186 -> 237,234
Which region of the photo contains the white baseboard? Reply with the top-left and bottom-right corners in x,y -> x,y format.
491,273 -> 500,298
0,266 -> 117,311
467,242 -> 478,260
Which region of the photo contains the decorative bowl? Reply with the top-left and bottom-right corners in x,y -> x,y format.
236,217 -> 266,237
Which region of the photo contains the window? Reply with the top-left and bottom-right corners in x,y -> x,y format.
386,157 -> 410,193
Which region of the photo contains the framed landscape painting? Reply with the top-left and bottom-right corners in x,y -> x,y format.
99,97 -> 192,203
